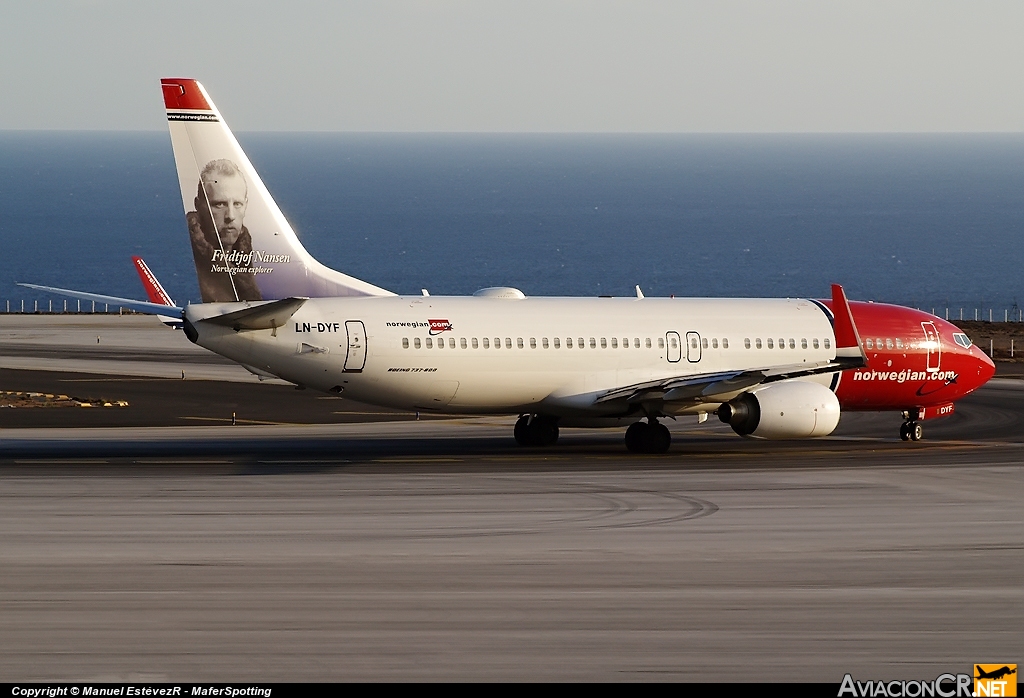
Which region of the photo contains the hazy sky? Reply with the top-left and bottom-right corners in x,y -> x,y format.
3,0 -> 1023,132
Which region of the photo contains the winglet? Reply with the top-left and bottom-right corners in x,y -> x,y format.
831,283 -> 865,361
132,257 -> 175,307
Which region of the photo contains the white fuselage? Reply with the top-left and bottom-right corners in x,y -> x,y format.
187,295 -> 838,417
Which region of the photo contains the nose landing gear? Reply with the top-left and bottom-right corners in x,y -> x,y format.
899,420 -> 923,442
625,418 -> 671,453
513,415 -> 560,446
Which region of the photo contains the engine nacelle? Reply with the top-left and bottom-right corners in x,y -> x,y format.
717,380 -> 841,439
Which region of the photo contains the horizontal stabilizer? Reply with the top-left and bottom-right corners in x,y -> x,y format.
199,297 -> 307,331
17,283 -> 184,317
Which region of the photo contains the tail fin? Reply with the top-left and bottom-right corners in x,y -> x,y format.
161,78 -> 393,303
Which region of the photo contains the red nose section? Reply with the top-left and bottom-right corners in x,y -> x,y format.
161,79 -> 210,111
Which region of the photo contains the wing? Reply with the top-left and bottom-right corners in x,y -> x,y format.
595,283 -> 867,409
17,282 -> 184,317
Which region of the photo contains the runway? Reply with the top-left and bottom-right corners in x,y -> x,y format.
1,316 -> 1022,681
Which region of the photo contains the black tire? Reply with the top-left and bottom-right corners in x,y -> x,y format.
625,422 -> 648,452
514,415 -> 533,446
899,422 -> 911,441
910,422 -> 923,441
530,417 -> 559,446
644,423 -> 671,453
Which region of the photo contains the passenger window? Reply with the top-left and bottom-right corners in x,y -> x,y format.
495,337 -> 501,348
813,338 -> 819,349
824,338 -> 831,349
530,338 -> 537,348
658,338 -> 665,349
589,338 -> 596,348
554,337 -> 560,348
611,338 -> 618,348
635,338 -> 640,348
723,338 -> 729,349
482,337 -> 489,348
517,338 -> 524,349
755,338 -> 762,349
472,338 -> 479,349
788,339 -> 795,349
437,339 -> 444,349
646,338 -> 652,349
460,338 -> 466,349
866,339 -> 873,350
801,339 -> 807,349
541,338 -> 548,348
895,338 -> 903,349
414,337 -> 421,349
767,338 -> 774,349
506,338 -> 513,349
779,338 -> 785,349
885,338 -> 893,350
671,337 -> 679,349
566,338 -> 573,348
578,337 -> 585,349
402,338 -> 409,349
745,338 -> 751,349
712,339 -> 718,349
426,337 -> 433,348
450,338 -> 456,348
701,338 -> 709,349
600,338 -> 607,348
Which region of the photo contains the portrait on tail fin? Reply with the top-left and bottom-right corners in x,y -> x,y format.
188,158 -> 262,302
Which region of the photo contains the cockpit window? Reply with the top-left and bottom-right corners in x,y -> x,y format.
953,333 -> 973,349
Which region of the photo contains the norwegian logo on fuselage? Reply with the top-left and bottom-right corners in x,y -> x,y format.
428,319 -> 453,336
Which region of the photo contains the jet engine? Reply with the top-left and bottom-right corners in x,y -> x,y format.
717,380 -> 840,439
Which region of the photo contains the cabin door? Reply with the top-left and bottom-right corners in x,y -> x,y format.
921,321 -> 941,373
344,320 -> 367,372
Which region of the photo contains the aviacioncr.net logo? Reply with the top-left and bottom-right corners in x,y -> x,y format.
838,673 -> 973,697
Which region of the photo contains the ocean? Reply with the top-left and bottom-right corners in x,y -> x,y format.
2,132 -> 1023,314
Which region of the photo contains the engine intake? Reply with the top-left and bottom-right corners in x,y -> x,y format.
718,380 -> 840,439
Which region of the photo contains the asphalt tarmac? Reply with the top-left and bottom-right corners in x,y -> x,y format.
1,316 -> 1022,681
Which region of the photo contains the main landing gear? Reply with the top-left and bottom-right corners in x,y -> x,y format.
514,415 -> 560,446
899,420 -> 923,442
625,418 -> 671,454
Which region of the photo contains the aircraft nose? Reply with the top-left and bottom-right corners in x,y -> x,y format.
975,346 -> 996,385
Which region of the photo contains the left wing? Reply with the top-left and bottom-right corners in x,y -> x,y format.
595,283 -> 867,408
17,282 -> 184,318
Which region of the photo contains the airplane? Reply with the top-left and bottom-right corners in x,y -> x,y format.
975,666 -> 1016,681
27,78 -> 997,452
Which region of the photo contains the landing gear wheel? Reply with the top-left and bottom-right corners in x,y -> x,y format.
625,421 -> 649,452
514,415 -> 532,445
514,415 -> 560,446
900,421 -> 923,442
625,420 -> 671,453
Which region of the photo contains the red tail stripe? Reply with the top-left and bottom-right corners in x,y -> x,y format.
161,79 -> 210,111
